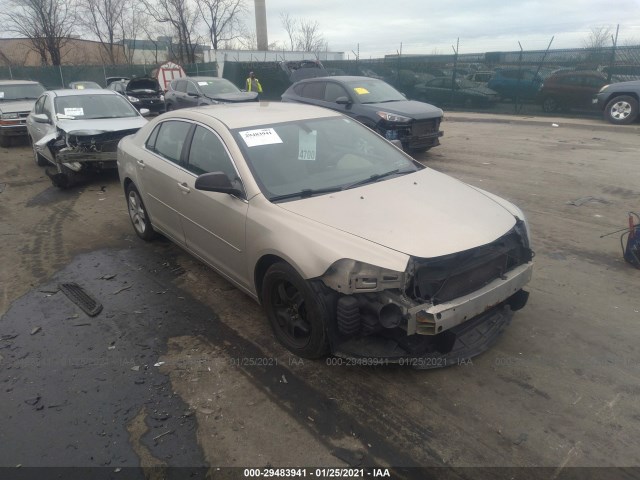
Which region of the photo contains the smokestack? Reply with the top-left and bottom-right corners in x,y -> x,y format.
254,0 -> 268,51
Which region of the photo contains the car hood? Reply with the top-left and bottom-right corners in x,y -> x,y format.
276,168 -> 518,258
364,100 -> 442,119
0,99 -> 37,113
206,91 -> 258,103
56,116 -> 147,133
127,77 -> 161,93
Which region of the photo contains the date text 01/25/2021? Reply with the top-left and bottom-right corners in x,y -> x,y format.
243,468 -> 391,477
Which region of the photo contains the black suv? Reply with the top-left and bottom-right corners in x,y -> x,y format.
281,76 -> 443,153
164,77 -> 257,110
107,77 -> 166,115
594,80 -> 640,124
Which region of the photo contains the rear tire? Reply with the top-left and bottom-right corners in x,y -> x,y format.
604,95 -> 638,125
126,183 -> 156,241
261,262 -> 329,359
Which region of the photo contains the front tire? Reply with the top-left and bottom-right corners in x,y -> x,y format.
604,95 -> 639,125
261,262 -> 329,359
126,183 -> 156,241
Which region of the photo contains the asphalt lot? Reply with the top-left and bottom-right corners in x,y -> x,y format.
1,112 -> 640,477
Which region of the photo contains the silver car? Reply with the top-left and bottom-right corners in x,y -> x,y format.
117,102 -> 533,364
26,89 -> 148,187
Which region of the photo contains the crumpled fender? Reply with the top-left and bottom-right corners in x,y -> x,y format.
34,132 -> 60,165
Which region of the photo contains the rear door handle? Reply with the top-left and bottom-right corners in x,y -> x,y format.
177,182 -> 191,194
136,160 -> 145,169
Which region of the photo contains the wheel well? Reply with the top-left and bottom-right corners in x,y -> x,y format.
123,177 -> 133,194
254,254 -> 288,303
607,92 -> 640,103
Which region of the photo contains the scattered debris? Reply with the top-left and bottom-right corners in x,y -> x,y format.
30,326 -> 42,335
112,285 -> 132,295
153,361 -> 165,367
39,289 -> 59,294
552,123 -> 559,127
25,396 -> 41,406
153,430 -> 174,441
73,323 -> 91,327
59,282 -> 103,317
513,432 -> 528,445
131,366 -> 140,371
100,274 -> 117,280
281,374 -> 288,384
108,345 -> 116,350
566,196 -> 611,207
199,407 -> 214,415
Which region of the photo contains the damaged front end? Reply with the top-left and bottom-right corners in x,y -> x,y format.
319,221 -> 534,367
39,128 -> 139,187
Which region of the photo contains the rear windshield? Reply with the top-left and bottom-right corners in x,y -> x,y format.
0,83 -> 45,101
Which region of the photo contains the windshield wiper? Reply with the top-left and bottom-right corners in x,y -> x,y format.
343,168 -> 410,190
269,186 -> 343,202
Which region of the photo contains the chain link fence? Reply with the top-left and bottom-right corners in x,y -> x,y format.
0,62 -> 217,89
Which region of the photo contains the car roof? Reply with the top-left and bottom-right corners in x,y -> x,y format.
292,75 -> 383,84
160,102 -> 341,129
186,76 -> 230,81
0,79 -> 42,85
46,89 -> 120,97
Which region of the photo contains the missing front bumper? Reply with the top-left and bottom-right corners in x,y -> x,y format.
333,303 -> 515,368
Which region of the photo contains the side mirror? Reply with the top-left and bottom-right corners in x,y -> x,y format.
139,108 -> 151,117
33,113 -> 50,124
336,96 -> 351,105
195,171 -> 244,198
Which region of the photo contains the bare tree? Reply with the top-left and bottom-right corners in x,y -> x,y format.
141,0 -> 201,64
119,2 -> 143,64
279,12 -> 296,51
277,14 -> 327,53
583,25 -> 613,49
297,19 -> 327,53
84,0 -> 126,64
196,0 -> 246,52
2,0 -> 77,65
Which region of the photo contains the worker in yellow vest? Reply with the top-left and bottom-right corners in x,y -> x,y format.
246,71 -> 263,99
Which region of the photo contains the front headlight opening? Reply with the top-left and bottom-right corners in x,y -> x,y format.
376,111 -> 411,123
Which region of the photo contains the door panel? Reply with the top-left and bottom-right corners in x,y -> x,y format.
178,125 -> 249,287
137,120 -> 192,245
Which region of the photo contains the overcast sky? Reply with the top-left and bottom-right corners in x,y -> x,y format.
251,0 -> 640,58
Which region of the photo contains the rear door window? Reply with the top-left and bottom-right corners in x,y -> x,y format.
150,121 -> 192,163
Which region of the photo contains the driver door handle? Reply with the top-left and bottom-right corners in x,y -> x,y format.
177,182 -> 191,194
136,160 -> 145,169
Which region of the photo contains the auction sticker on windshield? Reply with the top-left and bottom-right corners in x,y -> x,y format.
239,128 -> 283,147
298,130 -> 317,161
353,87 -> 370,95
198,82 -> 208,86
0,92 -> 4,98
64,108 -> 84,116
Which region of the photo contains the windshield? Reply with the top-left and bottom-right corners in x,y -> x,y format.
198,79 -> 241,96
0,83 -> 45,101
71,82 -> 102,89
346,79 -> 406,104
233,116 -> 421,202
54,94 -> 139,119
455,78 -> 478,89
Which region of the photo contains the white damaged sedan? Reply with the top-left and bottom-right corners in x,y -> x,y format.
117,102 -> 533,365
